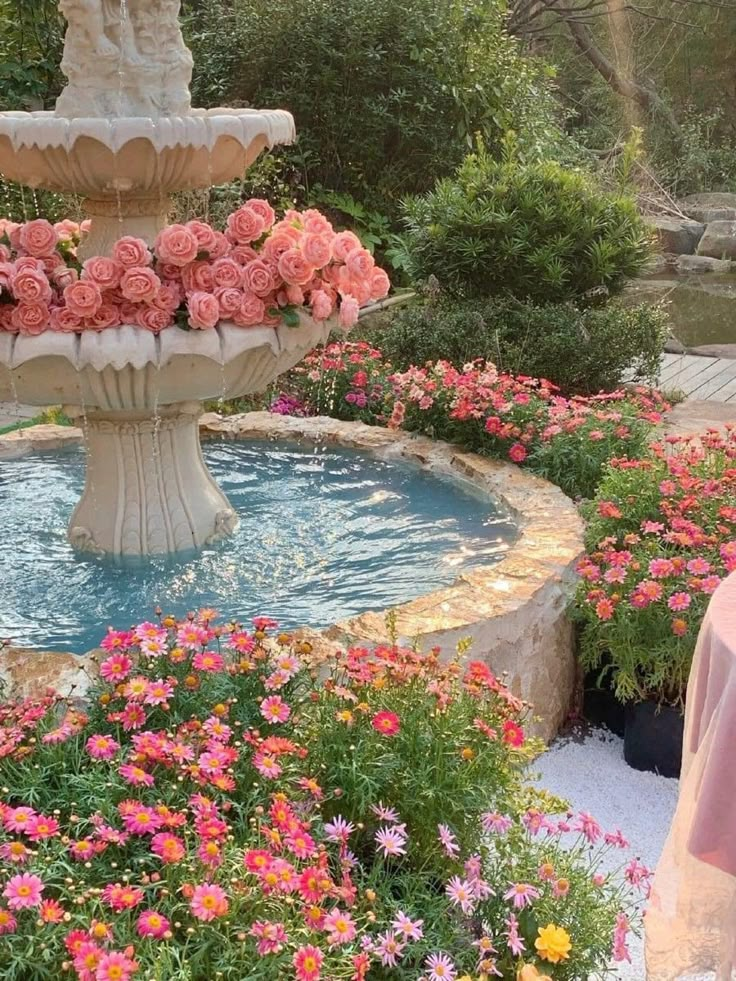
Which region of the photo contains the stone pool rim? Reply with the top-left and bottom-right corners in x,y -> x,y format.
0,412 -> 584,740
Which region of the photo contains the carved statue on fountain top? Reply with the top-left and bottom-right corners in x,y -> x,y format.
56,0 -> 193,118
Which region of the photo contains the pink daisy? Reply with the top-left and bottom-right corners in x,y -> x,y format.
668,591 -> 692,611
3,872 -> 44,909
136,909 -> 170,939
437,823 -> 460,857
425,952 -> 457,980
96,950 -> 138,980
250,920 -> 288,955
503,882 -> 541,909
323,908 -> 357,946
260,695 -> 291,724
0,907 -> 17,934
192,650 -> 225,672
99,652 -> 133,683
392,911 -> 423,940
190,883 -> 228,921
293,944 -> 323,981
446,876 -> 476,915
85,734 -> 120,760
375,825 -> 407,857
118,763 -> 155,787
144,678 -> 175,705
373,931 -> 405,967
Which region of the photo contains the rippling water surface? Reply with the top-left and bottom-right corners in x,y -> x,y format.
0,440 -> 518,652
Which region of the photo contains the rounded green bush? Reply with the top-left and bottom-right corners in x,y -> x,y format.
402,148 -> 653,304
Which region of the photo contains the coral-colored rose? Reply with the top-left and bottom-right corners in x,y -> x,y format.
11,301 -> 50,335
230,245 -> 259,266
310,289 -> 334,322
119,302 -> 140,324
112,236 -> 151,269
151,283 -> 182,314
54,219 -> 80,241
82,256 -> 123,291
278,248 -> 314,287
212,257 -> 243,290
187,291 -> 219,329
338,295 -> 360,330
186,220 -> 218,255
136,306 -> 171,333
345,248 -> 375,281
209,231 -> 231,260
225,207 -> 265,245
50,307 -> 82,332
181,261 -> 214,294
120,266 -> 161,304
301,234 -> 332,269
260,299 -> 283,327
301,209 -> 334,237
50,266 -> 79,291
64,280 -> 102,319
40,254 -> 65,276
14,256 -> 44,273
261,232 -> 299,264
332,230 -> 362,263
370,268 -> 390,300
86,303 -> 121,331
157,262 -> 183,282
245,198 -> 276,230
234,292 -> 266,327
243,259 -> 276,298
345,277 -> 372,305
11,266 -> 52,303
155,225 -> 198,267
285,284 -> 304,306
18,219 -> 58,258
214,287 -> 243,318
0,262 -> 14,290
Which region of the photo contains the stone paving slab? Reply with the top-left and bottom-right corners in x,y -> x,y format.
663,399 -> 736,438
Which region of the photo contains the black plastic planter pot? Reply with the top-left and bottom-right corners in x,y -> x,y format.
623,701 -> 684,778
583,669 -> 626,737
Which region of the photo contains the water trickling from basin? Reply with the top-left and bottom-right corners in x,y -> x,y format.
0,439 -> 518,652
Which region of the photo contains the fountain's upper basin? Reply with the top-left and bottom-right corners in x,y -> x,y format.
0,316 -> 330,410
0,109 -> 295,197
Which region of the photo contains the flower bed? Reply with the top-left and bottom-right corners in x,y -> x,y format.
275,342 -> 670,500
575,426 -> 736,706
0,614 -> 647,980
0,208 -> 389,336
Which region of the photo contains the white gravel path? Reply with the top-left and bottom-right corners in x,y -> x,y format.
532,727 -> 681,979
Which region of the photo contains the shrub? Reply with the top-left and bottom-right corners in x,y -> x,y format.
575,427 -> 736,705
281,341 -> 669,499
0,614 -> 647,979
368,296 -> 667,394
185,0 -> 564,214
402,147 -> 652,305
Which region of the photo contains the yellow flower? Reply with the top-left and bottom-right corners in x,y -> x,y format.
460,747 -> 475,761
535,923 -> 572,964
517,964 -> 553,981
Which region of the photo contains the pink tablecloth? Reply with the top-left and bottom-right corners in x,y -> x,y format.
646,573 -> 736,980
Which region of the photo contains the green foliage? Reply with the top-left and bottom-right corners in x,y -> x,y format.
368,295 -> 667,394
0,0 -> 63,110
184,0 -> 565,214
402,144 -> 653,304
654,105 -> 736,196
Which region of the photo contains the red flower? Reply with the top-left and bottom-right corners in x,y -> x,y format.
371,711 -> 400,737
502,720 -> 525,747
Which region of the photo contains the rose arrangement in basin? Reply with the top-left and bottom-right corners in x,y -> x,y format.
0,613 -> 647,980
0,205 -> 390,336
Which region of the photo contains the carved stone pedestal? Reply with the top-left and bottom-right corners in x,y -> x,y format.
66,401 -> 238,558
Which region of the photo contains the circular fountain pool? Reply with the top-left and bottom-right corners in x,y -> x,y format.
0,439 -> 517,652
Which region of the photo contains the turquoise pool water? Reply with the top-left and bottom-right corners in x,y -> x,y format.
0,439 -> 518,652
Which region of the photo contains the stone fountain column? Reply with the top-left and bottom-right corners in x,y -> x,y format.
65,402 -> 238,557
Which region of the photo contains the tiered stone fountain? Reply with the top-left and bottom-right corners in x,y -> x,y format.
0,0 -> 329,557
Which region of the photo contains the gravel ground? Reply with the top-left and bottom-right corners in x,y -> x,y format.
532,727 -> 681,979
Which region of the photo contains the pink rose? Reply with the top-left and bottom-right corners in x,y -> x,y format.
151,283 -> 182,314
370,268 -> 390,300
80,219 -> 92,234
209,231 -> 231,260
49,265 -> 78,291
8,225 -> 22,253
0,262 -> 14,289
245,199 -> 276,230
211,257 -> 243,290
310,289 -> 334,322
225,207 -> 265,245
285,284 -> 304,305
187,291 -> 219,329
154,225 -> 198,267
301,234 -> 332,269
82,256 -> 123,291
243,259 -> 276,298
18,219 -> 58,258
214,286 -> 243,318
54,219 -> 80,241
345,247 -> 375,281
181,261 -> 214,294
261,302 -> 283,327
0,305 -> 17,332
233,292 -> 266,327
112,236 -> 152,269
338,295 -> 360,330
0,245 -> 9,263
277,248 -> 314,287
345,277 -> 372,305
301,209 -> 334,237
86,303 -> 121,331
40,254 -> 65,276
119,302 -> 140,325
11,265 -> 52,303
11,300 -> 51,334
230,245 -> 259,266
157,262 -> 183,282
186,220 -> 218,255
261,232 -> 299,264
136,306 -> 171,333
14,256 -> 44,273
332,230 -> 362,263
50,307 -> 82,332
64,280 -> 102,319
120,266 -> 161,304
